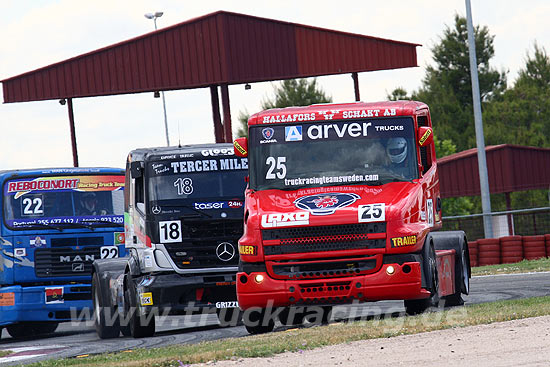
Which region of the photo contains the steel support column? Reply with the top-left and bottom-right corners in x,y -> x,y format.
67,98 -> 79,167
220,84 -> 232,143
352,72 -> 360,101
210,85 -> 224,143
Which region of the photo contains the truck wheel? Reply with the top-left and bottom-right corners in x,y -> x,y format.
32,322 -> 59,335
92,272 -> 120,339
6,323 -> 32,339
404,242 -> 439,315
443,244 -> 470,307
124,275 -> 155,338
243,308 -> 275,334
278,307 -> 306,326
216,308 -> 243,327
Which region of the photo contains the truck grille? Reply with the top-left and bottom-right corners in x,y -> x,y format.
268,255 -> 379,280
264,239 -> 385,255
164,220 -> 242,269
262,222 -> 386,241
35,247 -> 100,277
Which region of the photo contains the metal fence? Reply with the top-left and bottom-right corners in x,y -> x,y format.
441,207 -> 550,241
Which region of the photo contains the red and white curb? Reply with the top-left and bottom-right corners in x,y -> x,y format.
0,345 -> 67,363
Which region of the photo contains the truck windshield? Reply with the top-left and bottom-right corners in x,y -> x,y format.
249,117 -> 418,191
3,175 -> 125,230
147,157 -> 248,205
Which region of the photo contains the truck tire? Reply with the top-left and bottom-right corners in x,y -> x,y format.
443,239 -> 470,307
216,308 -> 243,327
92,272 -> 120,339
278,307 -> 306,326
124,274 -> 155,338
6,322 -> 58,339
243,308 -> 274,334
404,241 -> 439,315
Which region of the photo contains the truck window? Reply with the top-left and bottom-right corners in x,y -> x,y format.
417,115 -> 433,174
3,175 -> 124,229
248,117 -> 418,191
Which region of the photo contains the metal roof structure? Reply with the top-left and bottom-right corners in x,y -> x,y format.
438,144 -> 550,198
1,10 -> 419,166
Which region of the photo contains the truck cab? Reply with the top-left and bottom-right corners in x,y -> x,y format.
0,168 -> 125,339
92,144 -> 248,338
234,101 -> 470,333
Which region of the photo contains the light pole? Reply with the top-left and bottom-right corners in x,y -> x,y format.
145,11 -> 170,146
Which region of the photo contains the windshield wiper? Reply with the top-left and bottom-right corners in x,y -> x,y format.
77,219 -> 121,227
60,222 -> 95,230
179,205 -> 213,218
15,223 -> 64,232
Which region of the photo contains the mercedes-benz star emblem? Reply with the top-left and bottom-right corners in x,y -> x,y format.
152,205 -> 161,214
216,242 -> 236,262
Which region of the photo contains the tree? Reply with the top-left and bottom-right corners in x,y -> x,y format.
234,78 -> 332,138
389,14 -> 506,153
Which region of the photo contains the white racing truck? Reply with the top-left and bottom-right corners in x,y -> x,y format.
91,144 -> 248,338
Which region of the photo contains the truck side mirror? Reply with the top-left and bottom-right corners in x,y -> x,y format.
130,161 -> 144,178
234,137 -> 248,158
418,126 -> 434,147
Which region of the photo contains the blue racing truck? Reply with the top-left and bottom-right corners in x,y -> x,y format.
0,167 -> 125,339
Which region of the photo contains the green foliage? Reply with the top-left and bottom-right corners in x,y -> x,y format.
235,78 -> 332,138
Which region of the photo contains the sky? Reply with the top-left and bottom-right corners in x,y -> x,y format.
1,0 -> 549,170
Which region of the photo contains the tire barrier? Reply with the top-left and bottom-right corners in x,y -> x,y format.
500,235 -> 523,264
477,238 -> 500,266
545,234 -> 550,257
522,235 -> 546,260
468,240 -> 478,268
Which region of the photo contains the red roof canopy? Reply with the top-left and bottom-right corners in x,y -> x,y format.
2,10 -> 419,103
437,144 -> 550,198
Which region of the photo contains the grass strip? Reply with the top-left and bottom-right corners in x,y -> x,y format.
472,257 -> 550,276
29,296 -> 550,367
0,350 -> 11,358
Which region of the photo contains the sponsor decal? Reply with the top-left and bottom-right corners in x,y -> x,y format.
114,232 -> 125,245
285,126 -> 303,141
215,301 -> 239,308
0,292 -> 15,306
358,203 -> 385,223
60,254 -> 95,263
239,245 -> 257,256
144,255 -> 153,268
140,292 -> 153,306
201,147 -> 234,156
194,202 -> 226,210
233,140 -> 247,155
262,113 -> 316,123
216,242 -> 236,262
419,128 -> 432,145
294,193 -> 360,215
228,200 -> 243,208
169,158 -> 248,173
30,236 -> 46,248
45,287 -> 64,304
426,199 -> 434,227
14,248 -> 26,257
391,235 -> 417,248
260,128 -> 277,144
261,212 -> 310,228
305,122 -> 372,140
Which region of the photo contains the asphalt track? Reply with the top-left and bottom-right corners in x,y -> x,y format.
0,272 -> 549,366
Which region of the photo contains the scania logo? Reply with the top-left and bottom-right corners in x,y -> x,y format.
216,242 -> 236,262
59,255 -> 95,263
294,192 -> 361,215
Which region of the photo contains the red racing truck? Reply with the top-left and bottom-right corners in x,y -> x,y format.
233,101 -> 470,334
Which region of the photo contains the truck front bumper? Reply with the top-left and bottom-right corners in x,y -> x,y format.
0,284 -> 92,326
132,272 -> 239,315
237,257 -> 430,310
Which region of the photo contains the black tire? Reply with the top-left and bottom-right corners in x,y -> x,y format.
278,307 -> 306,326
6,322 -> 58,339
304,306 -> 332,325
216,308 -> 243,327
120,324 -> 132,337
243,308 -> 275,334
443,243 -> 470,307
124,274 -> 155,338
405,241 -> 439,315
92,272 -> 120,339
